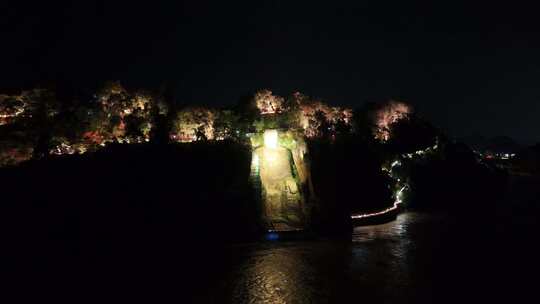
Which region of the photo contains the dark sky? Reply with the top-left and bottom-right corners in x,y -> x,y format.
2,1 -> 540,143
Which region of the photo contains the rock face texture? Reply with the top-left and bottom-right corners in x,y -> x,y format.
251,130 -> 311,231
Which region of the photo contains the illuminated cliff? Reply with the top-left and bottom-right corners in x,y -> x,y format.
250,130 -> 314,232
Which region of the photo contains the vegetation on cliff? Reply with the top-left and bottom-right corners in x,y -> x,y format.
0,82 -> 508,237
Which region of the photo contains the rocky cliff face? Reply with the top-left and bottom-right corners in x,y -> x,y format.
250,130 -> 312,231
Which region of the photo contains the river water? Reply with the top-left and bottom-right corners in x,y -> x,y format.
5,169 -> 538,302
183,212 -> 517,303
20,211 -> 536,303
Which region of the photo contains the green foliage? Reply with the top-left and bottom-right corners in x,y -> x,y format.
252,115 -> 278,132
250,133 -> 264,148
278,131 -> 298,151
214,110 -> 240,140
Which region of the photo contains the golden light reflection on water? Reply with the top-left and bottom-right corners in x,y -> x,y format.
232,247 -> 316,304
352,213 -> 411,242
226,213 -> 435,303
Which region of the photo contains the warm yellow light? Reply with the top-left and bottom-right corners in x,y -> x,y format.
251,153 -> 259,169
264,130 -> 278,149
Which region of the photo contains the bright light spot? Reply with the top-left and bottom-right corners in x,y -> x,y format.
264,130 -> 278,149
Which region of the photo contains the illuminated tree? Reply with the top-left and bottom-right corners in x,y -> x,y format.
94,82 -> 158,143
313,110 -> 331,139
2,86 -> 360,166
0,123 -> 35,166
0,95 -> 26,126
371,100 -> 412,142
49,101 -> 107,154
171,107 -> 215,142
255,89 -> 284,115
46,82 -> 162,154
291,94 -> 353,138
0,89 -> 60,159
214,110 -> 240,140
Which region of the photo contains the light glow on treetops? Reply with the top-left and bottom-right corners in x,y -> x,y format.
374,100 -> 411,141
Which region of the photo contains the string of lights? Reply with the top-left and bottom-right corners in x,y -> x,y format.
351,142 -> 439,220
351,186 -> 406,219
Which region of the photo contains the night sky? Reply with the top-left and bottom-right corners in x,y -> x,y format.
2,1 -> 540,143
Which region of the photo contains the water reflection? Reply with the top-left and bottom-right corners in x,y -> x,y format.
348,213 -> 429,302
232,247 -> 314,303
222,213 -> 434,303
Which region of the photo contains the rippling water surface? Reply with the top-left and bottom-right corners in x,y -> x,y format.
189,212 -> 496,303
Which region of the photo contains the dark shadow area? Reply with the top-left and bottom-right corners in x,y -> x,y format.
308,136 -> 393,235
407,142 -> 508,215
0,141 -> 266,300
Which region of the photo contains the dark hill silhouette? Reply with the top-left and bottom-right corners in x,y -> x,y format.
308,135 -> 393,235
406,141 -> 508,214
460,135 -> 523,154
0,141 -> 262,269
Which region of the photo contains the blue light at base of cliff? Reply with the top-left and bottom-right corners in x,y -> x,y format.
265,232 -> 280,241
